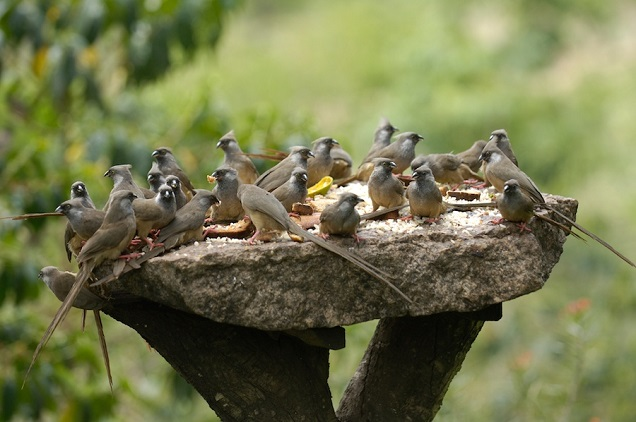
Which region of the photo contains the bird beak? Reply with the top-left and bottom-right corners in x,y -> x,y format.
55,205 -> 63,213
332,139 -> 339,145
216,141 -> 222,148
151,150 -> 159,157
103,170 -> 110,177
301,174 -> 308,182
389,161 -> 397,169
308,151 -> 315,158
478,153 -> 484,162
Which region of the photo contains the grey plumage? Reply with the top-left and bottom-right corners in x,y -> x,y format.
486,129 -> 518,167
362,116 -> 400,163
364,131 -> 423,174
457,140 -> 487,173
367,158 -> 406,211
237,184 -> 413,304
254,146 -> 314,192
147,161 -> 166,193
156,189 -> 219,249
57,198 -> 105,260
319,192 -> 364,238
329,144 -> 353,179
103,164 -> 146,210
28,190 -> 138,385
272,167 -> 308,212
152,147 -> 196,195
307,137 -> 338,187
407,165 -> 447,219
165,175 -> 188,210
132,185 -> 177,247
210,167 -> 244,222
216,130 -> 259,185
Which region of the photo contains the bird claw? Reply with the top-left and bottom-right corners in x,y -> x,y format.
129,238 -> 143,246
118,252 -> 143,261
516,222 -> 532,234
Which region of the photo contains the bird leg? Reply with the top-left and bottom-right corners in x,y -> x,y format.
119,252 -> 143,261
516,222 -> 532,234
129,238 -> 143,247
247,230 -> 261,245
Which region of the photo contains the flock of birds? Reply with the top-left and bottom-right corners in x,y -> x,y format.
9,116 -> 634,389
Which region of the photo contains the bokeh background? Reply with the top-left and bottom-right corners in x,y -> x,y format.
1,0 -> 635,420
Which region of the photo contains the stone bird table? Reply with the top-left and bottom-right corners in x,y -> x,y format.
93,194 -> 577,421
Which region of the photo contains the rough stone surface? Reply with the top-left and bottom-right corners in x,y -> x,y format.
95,195 -> 577,331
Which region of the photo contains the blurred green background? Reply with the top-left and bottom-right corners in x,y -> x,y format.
1,0 -> 635,420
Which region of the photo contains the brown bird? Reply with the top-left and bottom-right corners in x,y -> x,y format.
410,153 -> 482,185
479,144 -> 543,204
103,165 -> 146,210
307,137 -> 338,187
319,192 -> 364,240
38,266 -> 112,389
362,116 -> 400,163
407,165 -> 447,219
336,118 -> 400,184
57,199 -> 106,260
27,190 -> 138,385
63,181 -> 97,261
254,146 -> 314,192
486,129 -> 518,167
367,158 -> 406,211
152,147 -> 196,196
481,148 -> 636,267
365,131 -> 424,175
329,144 -> 353,179
165,175 -> 188,210
209,168 -> 244,222
272,167 -> 309,212
216,130 -> 260,185
156,189 -> 220,249
147,161 -> 166,194
39,266 -> 106,310
237,184 -> 413,304
70,181 -> 95,208
457,140 -> 487,173
495,179 -> 586,237
132,185 -> 176,249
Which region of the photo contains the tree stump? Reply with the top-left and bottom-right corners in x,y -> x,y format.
94,194 -> 577,421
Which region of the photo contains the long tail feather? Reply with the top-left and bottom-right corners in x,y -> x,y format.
544,205 -> 635,268
287,224 -> 414,304
533,213 -> 585,241
23,261 -> 95,387
1,212 -> 64,220
93,310 -> 113,391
